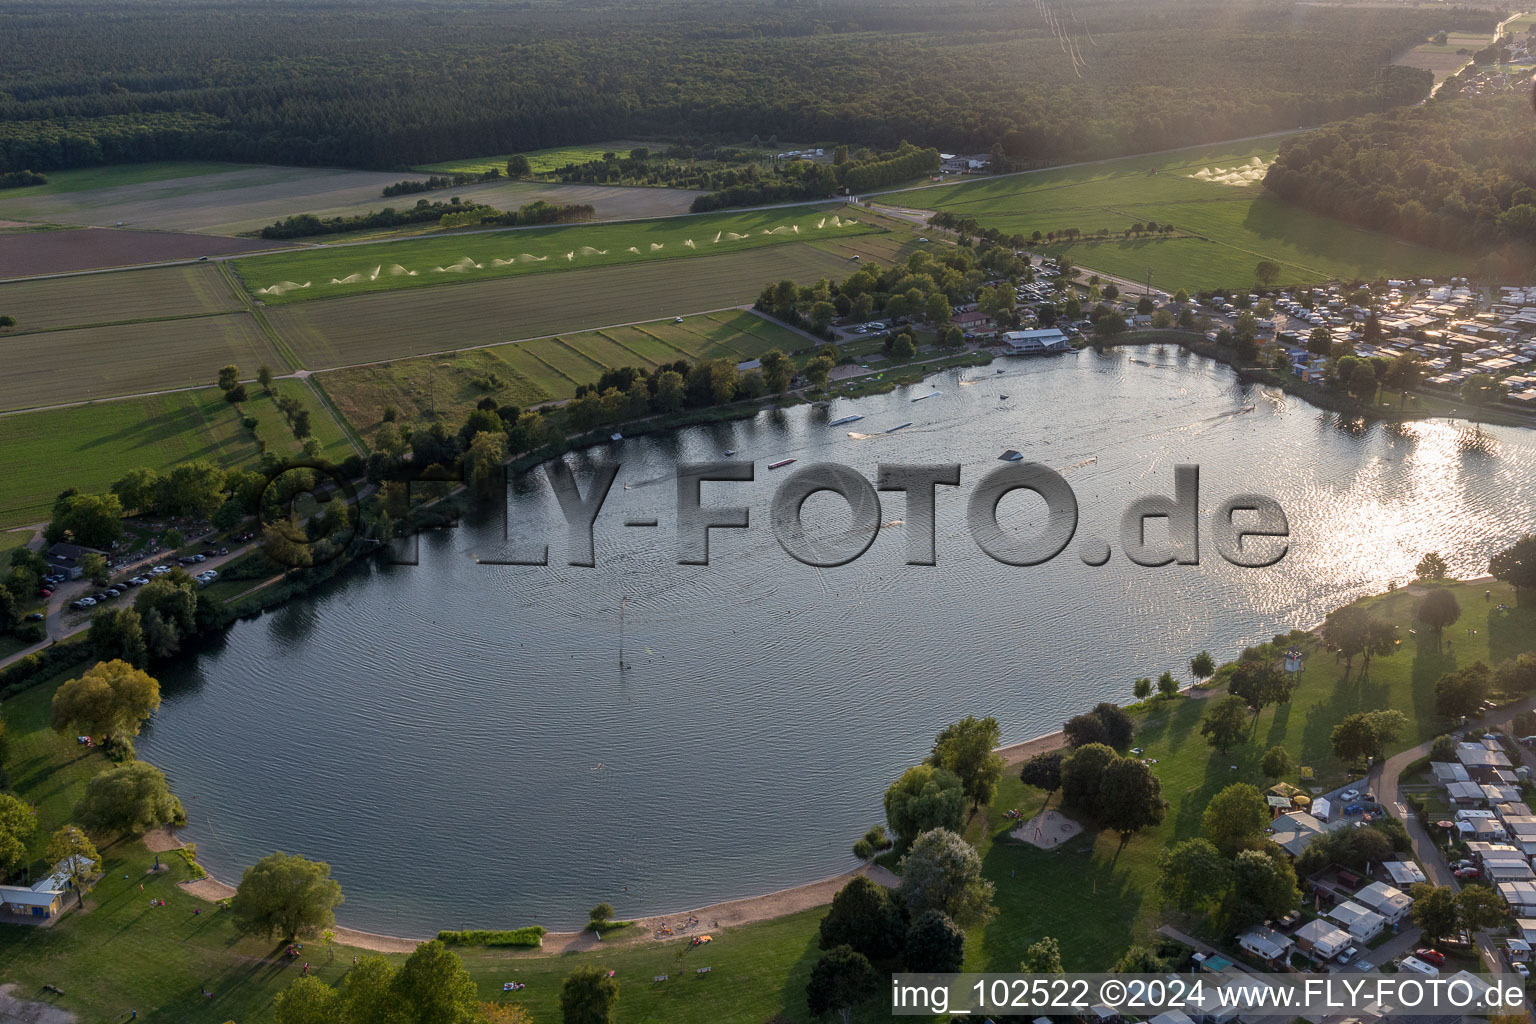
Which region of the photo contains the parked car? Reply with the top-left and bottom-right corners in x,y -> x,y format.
1338,946 -> 1358,964
37,588 -> 51,598
1415,949 -> 1446,966
24,612 -> 43,623
1455,867 -> 1480,879
78,597 -> 96,608
104,588 -> 121,598
1341,788 -> 1361,800
199,570 -> 219,581
151,565 -> 171,574
1515,962 -> 1531,978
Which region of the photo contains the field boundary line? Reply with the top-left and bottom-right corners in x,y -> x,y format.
221,261 -> 303,371
302,376 -> 366,457
593,329 -> 661,368
0,308 -> 243,338
549,336 -> 612,373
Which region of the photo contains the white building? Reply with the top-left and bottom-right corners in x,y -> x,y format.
1238,925 -> 1294,962
1326,900 -> 1386,943
1295,918 -> 1352,959
1001,328 -> 1071,355
1383,860 -> 1427,887
1354,881 -> 1413,924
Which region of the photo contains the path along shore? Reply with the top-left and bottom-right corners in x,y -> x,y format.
142,575 -> 1497,955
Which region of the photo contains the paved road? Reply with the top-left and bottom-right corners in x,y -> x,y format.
1373,691 -> 1536,977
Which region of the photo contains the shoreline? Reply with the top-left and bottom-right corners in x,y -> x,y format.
74,345 -> 1517,956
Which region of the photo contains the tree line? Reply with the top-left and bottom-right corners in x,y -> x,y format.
0,0 -> 1473,174
1264,93 -> 1536,263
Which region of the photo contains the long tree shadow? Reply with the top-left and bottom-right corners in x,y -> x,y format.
1486,597 -> 1536,667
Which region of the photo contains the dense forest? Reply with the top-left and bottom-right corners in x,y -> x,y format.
1264,91 -> 1536,260
0,0 -> 1479,174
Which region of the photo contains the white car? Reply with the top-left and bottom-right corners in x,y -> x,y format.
199,570 -> 219,581
151,565 -> 171,575
1515,962 -> 1531,978
1341,788 -> 1360,800
78,597 -> 96,607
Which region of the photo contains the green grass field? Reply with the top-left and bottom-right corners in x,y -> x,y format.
262,241 -> 882,370
881,139 -> 1466,290
0,384 -> 350,528
1395,31 -> 1492,81
0,161 -> 252,198
234,206 -> 876,304
414,142 -> 654,176
316,310 -> 809,436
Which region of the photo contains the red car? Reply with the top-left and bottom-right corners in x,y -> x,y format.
1415,948 -> 1447,966
1455,867 -> 1480,879
37,588 -> 51,598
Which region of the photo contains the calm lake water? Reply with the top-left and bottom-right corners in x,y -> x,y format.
137,347 -> 1536,934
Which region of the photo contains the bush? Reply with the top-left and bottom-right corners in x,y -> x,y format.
435,926 -> 546,947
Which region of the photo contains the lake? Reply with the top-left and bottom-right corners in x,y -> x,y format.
137,347 -> 1536,934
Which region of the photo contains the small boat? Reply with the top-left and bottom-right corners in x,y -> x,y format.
885,422 -> 912,433
996,368 -> 1006,374
911,390 -> 941,402
999,449 -> 1024,462
723,449 -> 736,456
828,414 -> 864,426
999,394 -> 1009,400
768,458 -> 797,469
610,432 -> 623,441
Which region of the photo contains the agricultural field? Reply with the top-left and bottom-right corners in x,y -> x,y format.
414,141 -> 653,176
263,242 -> 882,369
880,139 -> 1466,291
316,310 -> 809,435
0,227 -> 281,278
0,383 -> 351,528
1395,30 -> 1496,81
0,313 -> 285,411
0,263 -> 242,331
0,161 -> 700,237
235,205 -> 876,304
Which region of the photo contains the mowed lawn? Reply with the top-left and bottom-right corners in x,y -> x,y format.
264,242 -> 881,370
964,579 -> 1536,972
235,206 -> 877,304
881,139 -> 1466,290
0,263 -> 243,332
0,384 -> 351,528
316,310 -> 809,435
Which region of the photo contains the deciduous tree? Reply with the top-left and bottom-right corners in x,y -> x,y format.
1199,695 -> 1249,753
51,659 -> 160,746
1202,783 -> 1270,857
78,760 -> 186,835
903,909 -> 963,972
883,764 -> 964,846
898,828 -> 996,928
928,715 -> 1005,812
230,851 -> 344,940
819,876 -> 906,962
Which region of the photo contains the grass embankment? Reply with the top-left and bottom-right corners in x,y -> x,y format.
3,580 -> 1530,1021
880,139 -> 1465,291
235,206 -> 877,305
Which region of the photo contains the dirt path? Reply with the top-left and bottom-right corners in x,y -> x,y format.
0,985 -> 75,1024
